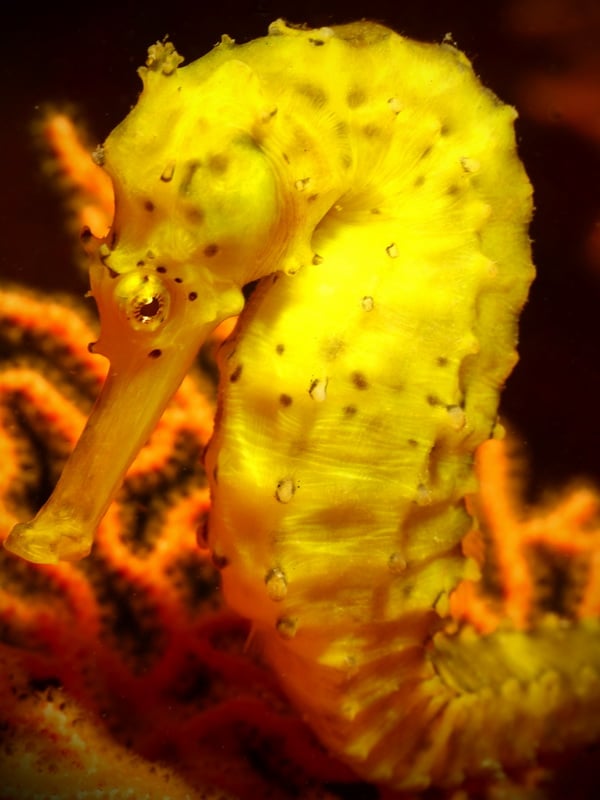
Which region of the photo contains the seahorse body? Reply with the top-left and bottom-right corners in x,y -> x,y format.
5,20 -> 600,791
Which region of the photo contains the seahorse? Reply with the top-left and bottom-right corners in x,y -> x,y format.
6,20 -> 600,791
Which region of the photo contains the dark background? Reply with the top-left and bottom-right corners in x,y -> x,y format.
3,0 -> 600,498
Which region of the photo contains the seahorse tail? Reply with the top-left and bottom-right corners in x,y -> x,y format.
258,615 -> 600,790
429,619 -> 600,784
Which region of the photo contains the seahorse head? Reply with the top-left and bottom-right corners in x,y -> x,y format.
4,41 -> 290,563
98,41 -> 289,291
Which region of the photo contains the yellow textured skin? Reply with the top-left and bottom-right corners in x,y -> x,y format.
6,20 -> 600,791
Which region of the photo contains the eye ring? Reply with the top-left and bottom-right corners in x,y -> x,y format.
116,272 -> 171,332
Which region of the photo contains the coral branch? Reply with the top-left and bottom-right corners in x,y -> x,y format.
452,437 -> 600,633
41,113 -> 114,240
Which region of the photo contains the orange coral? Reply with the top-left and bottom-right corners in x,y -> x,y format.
41,112 -> 114,240
451,437 -> 600,632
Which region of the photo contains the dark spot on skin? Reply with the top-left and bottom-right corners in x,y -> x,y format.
312,254 -> 323,265
370,208 -> 381,214
307,194 -> 319,203
343,405 -> 357,417
309,37 -> 325,46
351,371 -> 369,390
204,243 -> 219,258
185,206 -> 205,224
137,260 -> 146,267
362,124 -> 380,138
340,153 -> 353,169
437,356 -> 448,367
211,552 -> 229,570
156,266 -> 167,274
347,88 -> 367,108
207,153 -> 229,174
279,394 -> 293,407
296,82 -> 328,108
188,292 -> 198,301
276,344 -> 285,355
179,160 -> 201,195
282,153 -> 290,164
146,250 -> 156,260
440,123 -> 450,135
414,175 -> 425,187
144,199 -> 155,212
420,146 -> 433,160
407,438 -> 418,447
148,349 -> 162,359
427,394 -> 440,406
231,131 -> 262,152
229,364 -> 243,383
174,277 -> 183,284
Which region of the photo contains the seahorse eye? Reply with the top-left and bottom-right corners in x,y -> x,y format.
135,295 -> 162,322
116,272 -> 171,332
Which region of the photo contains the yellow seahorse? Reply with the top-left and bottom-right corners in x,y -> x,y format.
5,20 -> 600,791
